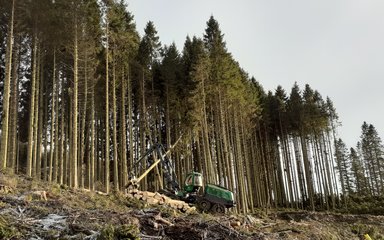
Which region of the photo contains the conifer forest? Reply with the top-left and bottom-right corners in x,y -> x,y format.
1,0 -> 384,216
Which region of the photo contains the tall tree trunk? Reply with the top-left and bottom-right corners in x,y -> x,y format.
127,65 -> 134,177
120,67 -> 128,190
104,23 -> 110,193
139,68 -> 147,189
36,65 -> 44,180
32,51 -> 41,177
54,83 -> 59,182
49,50 -> 57,182
0,0 -> 15,170
8,37 -> 19,172
219,93 -> 232,190
43,92 -> 49,181
300,135 -> 314,210
72,16 -> 79,188
112,55 -> 118,191
293,136 -> 306,209
90,80 -> 95,190
59,101 -> 65,185
80,52 -> 89,189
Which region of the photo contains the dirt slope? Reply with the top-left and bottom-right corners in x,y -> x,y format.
0,175 -> 383,239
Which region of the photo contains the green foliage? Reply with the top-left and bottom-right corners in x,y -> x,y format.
0,217 -> 19,239
335,138 -> 353,195
342,194 -> 384,215
137,21 -> 161,68
29,205 -> 50,217
116,224 -> 140,240
98,224 -> 140,240
0,171 -> 17,189
98,224 -> 115,240
359,122 -> 384,196
351,224 -> 384,240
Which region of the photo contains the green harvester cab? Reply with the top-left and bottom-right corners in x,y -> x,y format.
181,172 -> 235,213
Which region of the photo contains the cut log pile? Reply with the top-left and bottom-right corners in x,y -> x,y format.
126,189 -> 196,214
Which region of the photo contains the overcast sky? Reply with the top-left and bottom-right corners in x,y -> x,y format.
126,0 -> 384,148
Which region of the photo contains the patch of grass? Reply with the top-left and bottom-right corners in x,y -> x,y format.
0,216 -> 20,239
124,196 -> 146,209
116,224 -> 140,240
98,224 -> 115,240
198,212 -> 215,222
0,172 -> 18,190
342,194 -> 384,215
351,224 -> 384,240
29,204 -> 50,217
0,201 -> 9,208
51,183 -> 62,196
98,224 -> 140,240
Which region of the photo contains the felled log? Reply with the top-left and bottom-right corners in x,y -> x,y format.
126,189 -> 196,213
95,191 -> 108,196
142,191 -> 157,198
231,221 -> 241,227
146,197 -> 159,205
154,213 -> 174,226
21,190 -> 48,201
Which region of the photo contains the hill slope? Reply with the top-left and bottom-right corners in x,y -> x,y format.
0,174 -> 383,239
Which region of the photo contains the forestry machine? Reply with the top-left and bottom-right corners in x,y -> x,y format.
126,143 -> 235,213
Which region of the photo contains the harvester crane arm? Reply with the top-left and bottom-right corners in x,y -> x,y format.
126,137 -> 182,191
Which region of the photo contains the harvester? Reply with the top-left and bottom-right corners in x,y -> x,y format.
126,143 -> 235,213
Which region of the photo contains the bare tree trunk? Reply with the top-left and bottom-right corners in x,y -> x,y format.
80,52 -> 88,189
8,38 -> 19,172
139,68 -> 147,189
26,40 -> 39,177
112,55 -> 118,191
90,80 -> 95,190
32,51 -> 41,177
49,50 -> 56,182
36,65 -> 44,180
301,135 -> 315,210
120,67 -> 128,190
127,67 -> 134,185
72,16 -> 79,188
59,101 -> 65,185
104,23 -> 110,193
43,93 -> 49,181
0,0 -> 15,170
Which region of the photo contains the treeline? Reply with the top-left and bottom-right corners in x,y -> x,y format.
0,0 -> 383,214
336,122 -> 384,197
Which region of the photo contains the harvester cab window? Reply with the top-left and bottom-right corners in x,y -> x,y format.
186,175 -> 193,185
194,174 -> 203,186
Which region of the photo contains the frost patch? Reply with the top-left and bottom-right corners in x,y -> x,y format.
38,214 -> 67,230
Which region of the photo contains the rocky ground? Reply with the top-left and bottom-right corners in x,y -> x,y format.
0,174 -> 383,240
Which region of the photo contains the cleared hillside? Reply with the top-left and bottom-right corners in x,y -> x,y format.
0,174 -> 383,239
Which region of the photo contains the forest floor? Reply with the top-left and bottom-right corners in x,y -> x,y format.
0,174 -> 383,240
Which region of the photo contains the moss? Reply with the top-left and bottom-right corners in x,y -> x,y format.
351,224 -> 384,240
0,201 -> 9,208
124,197 -> 145,209
0,172 -> 18,193
98,225 -> 115,240
116,224 -> 140,240
29,205 -> 50,217
51,184 -> 62,195
98,224 -> 139,240
0,216 -> 19,239
343,194 -> 384,215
